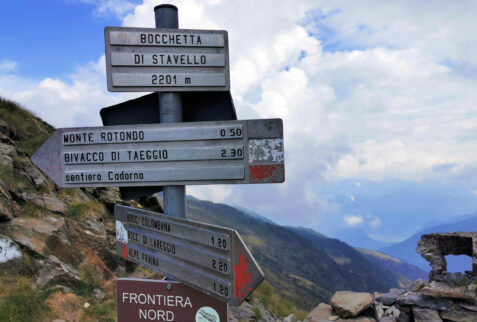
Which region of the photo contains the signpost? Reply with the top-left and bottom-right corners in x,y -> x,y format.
105,27 -> 230,92
31,119 -> 284,188
31,4 -> 286,316
117,278 -> 227,321
115,205 -> 264,305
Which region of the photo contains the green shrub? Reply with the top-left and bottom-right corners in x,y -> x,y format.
252,306 -> 262,320
74,266 -> 99,297
0,278 -> 49,322
65,203 -> 90,220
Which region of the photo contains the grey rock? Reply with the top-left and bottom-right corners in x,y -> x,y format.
396,291 -> 454,311
383,306 -> 400,318
228,300 -> 258,321
420,281 -> 476,301
304,303 -> 333,321
396,311 -> 411,322
412,307 -> 442,322
20,192 -> 67,213
331,291 -> 373,319
375,289 -> 406,306
440,309 -> 477,322
0,142 -> 17,158
408,279 -> 426,292
283,313 -> 297,322
92,288 -> 105,302
379,317 -> 396,322
459,303 -> 477,312
375,302 -> 384,320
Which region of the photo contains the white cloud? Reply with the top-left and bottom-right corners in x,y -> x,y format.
0,56 -> 142,127
367,215 -> 382,229
0,59 -> 17,72
343,215 -> 363,227
2,0 -> 477,231
77,0 -> 137,18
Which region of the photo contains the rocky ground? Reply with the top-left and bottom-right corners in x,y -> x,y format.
302,273 -> 477,322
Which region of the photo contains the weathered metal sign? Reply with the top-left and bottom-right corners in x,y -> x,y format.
117,278 -> 227,321
115,205 -> 264,305
105,27 -> 229,92
31,119 -> 284,188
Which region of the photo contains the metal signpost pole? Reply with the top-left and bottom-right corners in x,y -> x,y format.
154,5 -> 186,219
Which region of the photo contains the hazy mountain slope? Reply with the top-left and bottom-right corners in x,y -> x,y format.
187,198 -> 402,309
290,227 -> 426,286
380,215 -> 477,271
356,248 -> 427,283
330,227 -> 391,250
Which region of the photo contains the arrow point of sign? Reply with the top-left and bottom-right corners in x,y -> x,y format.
31,131 -> 62,187
231,230 -> 265,305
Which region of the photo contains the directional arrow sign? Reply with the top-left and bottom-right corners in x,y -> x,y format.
105,27 -> 229,92
31,119 -> 284,188
115,204 -> 264,305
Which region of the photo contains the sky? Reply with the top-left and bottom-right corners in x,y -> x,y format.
2,0 -> 477,243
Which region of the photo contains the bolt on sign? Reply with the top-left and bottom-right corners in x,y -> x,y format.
31,119 -> 284,188
104,27 -> 230,92
117,278 -> 227,322
115,204 -> 264,305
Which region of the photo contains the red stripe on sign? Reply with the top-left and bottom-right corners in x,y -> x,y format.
122,244 -> 128,260
249,164 -> 278,182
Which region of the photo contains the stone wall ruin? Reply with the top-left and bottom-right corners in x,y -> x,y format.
417,232 -> 477,281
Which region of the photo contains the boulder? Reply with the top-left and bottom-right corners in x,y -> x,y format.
228,300 -> 258,321
374,289 -> 406,306
412,307 -> 442,322
283,313 -> 298,322
420,281 -> 476,302
305,303 -> 334,321
379,317 -> 396,322
396,291 -> 454,311
407,279 -> 426,292
396,311 -> 411,322
374,302 -> 384,320
459,303 -> 477,312
440,310 -> 477,322
7,216 -> 66,255
20,192 -> 67,213
330,291 -> 373,319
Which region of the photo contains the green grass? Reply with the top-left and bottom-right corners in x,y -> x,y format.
0,98 -> 53,155
0,164 -> 15,187
65,203 -> 91,221
251,280 -> 307,320
20,202 -> 47,218
0,277 -> 49,322
65,201 -> 106,222
85,299 -> 116,322
73,266 -> 100,297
